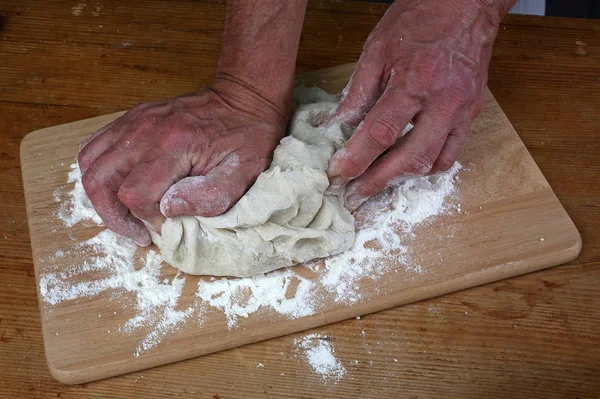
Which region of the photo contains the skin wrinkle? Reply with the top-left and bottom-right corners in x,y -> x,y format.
79,0 -> 515,244
160,153 -> 244,218
326,0 -> 508,210
211,74 -> 288,124
79,87 -> 284,241
77,0 -> 307,244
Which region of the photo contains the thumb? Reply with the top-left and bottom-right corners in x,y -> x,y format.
159,155 -> 256,218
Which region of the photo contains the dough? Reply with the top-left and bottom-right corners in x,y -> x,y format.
149,88 -> 356,277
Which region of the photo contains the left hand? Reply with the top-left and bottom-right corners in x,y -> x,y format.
327,0 -> 503,210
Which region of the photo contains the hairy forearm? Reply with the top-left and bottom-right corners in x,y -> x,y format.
214,0 -> 308,118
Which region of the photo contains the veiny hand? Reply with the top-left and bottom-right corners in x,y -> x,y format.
328,0 -> 503,210
78,80 -> 287,246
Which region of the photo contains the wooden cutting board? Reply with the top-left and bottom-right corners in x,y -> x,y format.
21,63 -> 581,385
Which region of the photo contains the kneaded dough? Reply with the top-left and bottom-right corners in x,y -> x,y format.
150,88 -> 356,277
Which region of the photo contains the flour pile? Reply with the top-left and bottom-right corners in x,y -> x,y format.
294,334 -> 346,382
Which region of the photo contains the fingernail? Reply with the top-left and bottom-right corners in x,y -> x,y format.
148,217 -> 165,235
326,176 -> 350,195
134,231 -> 152,247
330,176 -> 350,189
135,237 -> 152,247
345,193 -> 368,212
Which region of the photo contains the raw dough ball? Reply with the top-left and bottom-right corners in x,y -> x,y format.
150,88 -> 356,277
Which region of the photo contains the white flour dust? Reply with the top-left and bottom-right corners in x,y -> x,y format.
196,269 -> 316,329
318,163 -> 462,303
40,220 -> 193,357
55,164 -> 102,227
42,158 -> 462,379
294,334 -> 346,382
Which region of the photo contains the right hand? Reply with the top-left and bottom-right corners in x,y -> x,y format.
78,80 -> 287,246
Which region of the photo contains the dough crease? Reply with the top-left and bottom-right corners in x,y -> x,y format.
150,89 -> 356,277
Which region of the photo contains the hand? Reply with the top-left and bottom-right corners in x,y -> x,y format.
78,80 -> 287,246
328,0 -> 505,211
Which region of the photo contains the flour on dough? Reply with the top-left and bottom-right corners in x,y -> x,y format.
150,88 -> 357,277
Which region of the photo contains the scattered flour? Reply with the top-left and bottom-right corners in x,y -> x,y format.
318,163 -> 462,302
55,163 -> 103,227
196,269 -> 316,329
40,227 -> 193,357
42,157 -> 462,378
295,334 -> 346,382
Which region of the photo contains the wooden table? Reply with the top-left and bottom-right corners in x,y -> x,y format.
1,1 -> 598,397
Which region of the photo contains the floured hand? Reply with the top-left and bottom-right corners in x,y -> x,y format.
328,0 -> 513,210
78,80 -> 286,246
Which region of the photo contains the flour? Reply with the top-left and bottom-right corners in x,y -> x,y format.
55,163 -> 102,227
295,334 -> 346,382
45,159 -> 461,360
319,162 -> 462,302
196,269 -> 316,329
47,167 -> 194,355
42,104 -> 462,380
40,227 -> 193,356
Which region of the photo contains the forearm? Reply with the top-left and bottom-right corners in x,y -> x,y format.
214,0 -> 308,119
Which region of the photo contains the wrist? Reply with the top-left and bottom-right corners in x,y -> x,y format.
467,0 -> 517,26
211,72 -> 290,125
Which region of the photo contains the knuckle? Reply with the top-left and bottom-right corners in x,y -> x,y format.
434,157 -> 454,172
471,96 -> 484,118
333,150 -> 364,178
366,119 -> 400,152
401,152 -> 435,175
117,185 -> 146,214
131,103 -> 147,114
123,103 -> 146,119
77,149 -> 91,171
362,34 -> 381,52
446,87 -> 471,106
354,179 -> 381,198
81,170 -> 102,196
447,78 -> 477,102
137,113 -> 157,129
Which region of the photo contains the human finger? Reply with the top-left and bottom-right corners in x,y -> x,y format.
80,120 -> 117,152
118,152 -> 190,232
343,110 -> 452,211
328,88 -> 419,188
160,154 -> 257,218
78,124 -> 123,174
428,126 -> 468,175
81,147 -> 151,246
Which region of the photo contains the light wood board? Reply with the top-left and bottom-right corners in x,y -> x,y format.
21,63 -> 581,385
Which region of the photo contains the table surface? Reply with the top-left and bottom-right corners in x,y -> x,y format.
1,1 -> 598,398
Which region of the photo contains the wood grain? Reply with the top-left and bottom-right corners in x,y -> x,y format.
21,62 -> 581,383
1,0 -> 599,397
